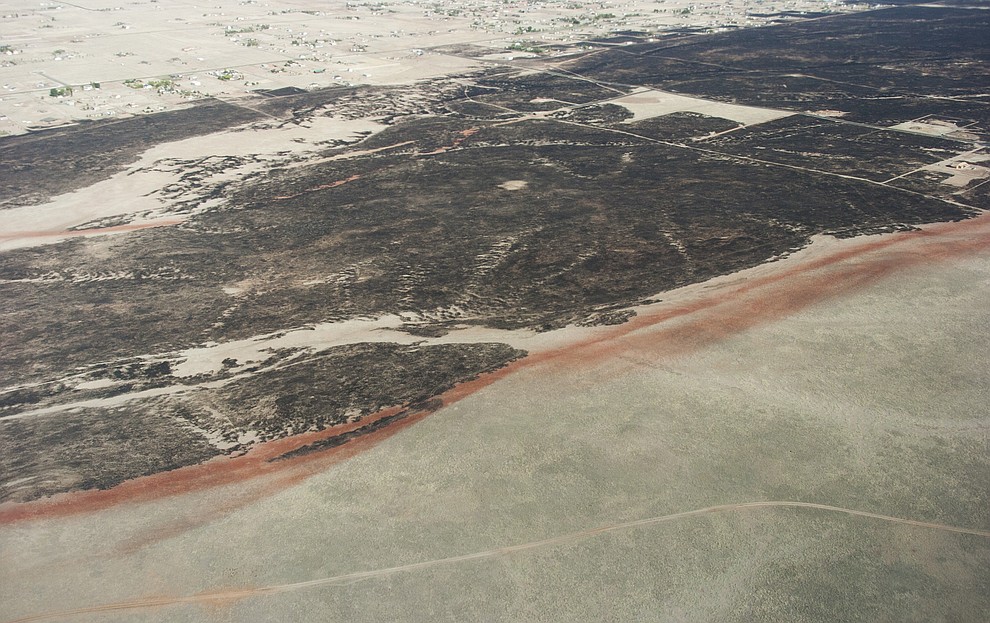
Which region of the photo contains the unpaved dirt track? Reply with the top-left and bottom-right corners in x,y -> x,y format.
6,500 -> 988,623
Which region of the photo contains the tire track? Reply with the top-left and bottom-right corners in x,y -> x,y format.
7,501 -> 989,623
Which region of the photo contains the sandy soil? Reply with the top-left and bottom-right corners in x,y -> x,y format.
919,150 -> 990,187
0,114 -> 384,250
890,118 -> 982,141
0,0 -> 856,135
611,87 -> 794,126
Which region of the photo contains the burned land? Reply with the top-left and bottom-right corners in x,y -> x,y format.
1,3 -> 988,503
0,100 -> 265,210
0,342 -> 522,503
564,5 -> 990,135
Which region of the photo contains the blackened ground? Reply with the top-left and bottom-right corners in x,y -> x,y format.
1,5 -> 986,506
0,117 -> 976,384
0,99 -> 263,209
0,342 -> 524,503
0,399 -> 220,503
201,342 -> 525,440
700,115 -> 963,182
563,5 -> 990,133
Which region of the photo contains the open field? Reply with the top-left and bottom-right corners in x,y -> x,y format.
1,1 -> 989,621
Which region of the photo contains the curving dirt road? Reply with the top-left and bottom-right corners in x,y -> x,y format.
6,500 -> 988,623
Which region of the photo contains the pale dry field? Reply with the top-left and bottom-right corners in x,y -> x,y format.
610,87 -> 793,125
0,0 -> 857,134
